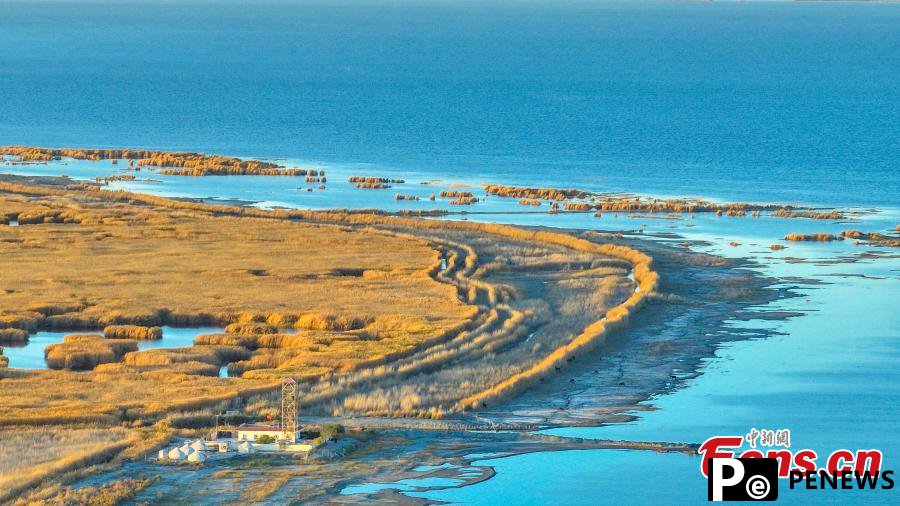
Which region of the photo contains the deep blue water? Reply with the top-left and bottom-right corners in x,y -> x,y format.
1,0 -> 898,207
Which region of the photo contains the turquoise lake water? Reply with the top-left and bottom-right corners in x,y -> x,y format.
2,327 -> 222,369
1,1 -> 898,503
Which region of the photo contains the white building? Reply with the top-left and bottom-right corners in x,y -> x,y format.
236,423 -> 295,443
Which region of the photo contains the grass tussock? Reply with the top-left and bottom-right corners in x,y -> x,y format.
225,322 -> 279,335
484,184 -> 587,201
0,145 -> 315,176
563,202 -> 593,212
484,183 -> 847,219
439,190 -> 474,199
294,313 -> 372,331
123,345 -> 250,367
103,324 -> 163,340
45,335 -> 137,371
772,209 -> 844,220
784,233 -> 841,242
840,230 -> 900,247
194,333 -> 260,348
439,190 -> 478,205
0,327 -> 29,343
349,176 -> 404,189
348,176 -> 405,184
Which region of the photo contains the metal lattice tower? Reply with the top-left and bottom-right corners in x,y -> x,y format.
281,378 -> 298,442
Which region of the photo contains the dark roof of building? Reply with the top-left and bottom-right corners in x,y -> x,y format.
237,423 -> 285,432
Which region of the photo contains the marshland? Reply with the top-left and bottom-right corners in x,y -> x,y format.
0,173 -> 668,503
0,147 -> 898,503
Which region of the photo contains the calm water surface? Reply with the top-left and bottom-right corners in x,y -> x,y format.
2,326 -> 222,369
1,0 -> 897,207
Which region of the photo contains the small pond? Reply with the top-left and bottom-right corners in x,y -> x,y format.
1,326 -> 223,369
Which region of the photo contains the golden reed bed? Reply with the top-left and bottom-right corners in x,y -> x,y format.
0,145 -> 318,176
0,176 -> 656,414
0,173 -> 658,502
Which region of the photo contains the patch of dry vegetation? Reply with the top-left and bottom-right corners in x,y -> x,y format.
0,187 -> 466,333
0,174 -> 664,475
0,145 -> 317,176
45,335 -> 137,371
0,425 -> 138,503
483,183 -> 848,219
772,209 -> 844,220
780,230 -> 900,247
103,325 -> 162,340
0,179 -> 474,427
0,327 -> 29,342
36,477 -> 156,506
784,233 -> 841,242
349,176 -> 404,189
840,230 -> 900,247
484,185 -> 587,201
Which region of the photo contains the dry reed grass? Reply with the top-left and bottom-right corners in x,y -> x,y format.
483,183 -> 846,219
224,322 -> 279,335
772,209 -> 844,220
45,336 -> 137,371
563,202 -> 593,211
840,230 -> 900,247
484,184 -> 586,200
0,145 -> 314,176
348,176 -> 404,184
0,186 -> 468,335
103,325 -> 163,340
0,174 -> 659,423
784,233 -> 841,242
0,327 -> 29,342
0,425 -> 137,504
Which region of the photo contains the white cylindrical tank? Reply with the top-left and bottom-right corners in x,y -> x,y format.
238,441 -> 254,454
157,449 -> 167,460
190,440 -> 206,452
167,447 -> 185,460
187,451 -> 207,463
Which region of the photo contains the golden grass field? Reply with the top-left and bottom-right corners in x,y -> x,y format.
0,170 -> 659,502
0,425 -> 138,502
